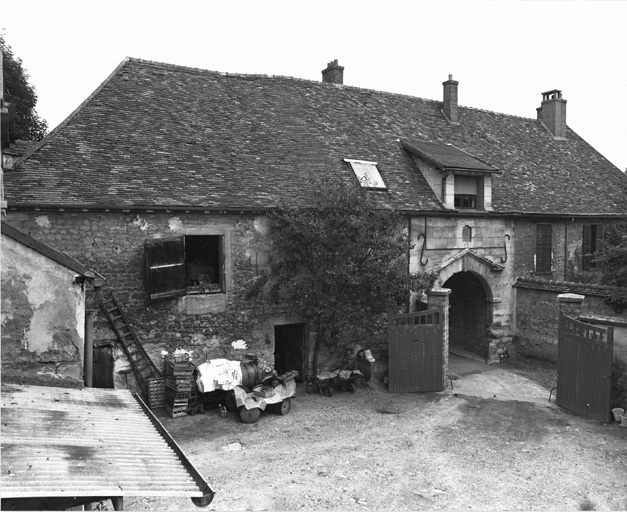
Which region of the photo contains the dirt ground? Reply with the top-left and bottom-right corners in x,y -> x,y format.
123,357 -> 627,512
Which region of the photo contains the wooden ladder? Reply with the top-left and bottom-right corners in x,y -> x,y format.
100,293 -> 162,394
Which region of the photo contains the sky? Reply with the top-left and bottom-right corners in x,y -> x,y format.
2,0 -> 626,172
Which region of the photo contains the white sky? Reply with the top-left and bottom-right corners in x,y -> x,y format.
2,0 -> 626,172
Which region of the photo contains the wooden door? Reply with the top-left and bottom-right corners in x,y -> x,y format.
92,341 -> 114,388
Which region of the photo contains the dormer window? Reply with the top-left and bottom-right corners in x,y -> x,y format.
454,176 -> 478,209
344,159 -> 386,189
400,139 -> 501,211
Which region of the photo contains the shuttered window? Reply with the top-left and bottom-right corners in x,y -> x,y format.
145,235 -> 225,301
536,224 -> 552,274
145,237 -> 187,300
582,224 -> 603,270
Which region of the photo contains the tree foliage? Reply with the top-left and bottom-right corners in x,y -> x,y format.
597,222 -> 627,288
1,33 -> 48,141
261,174 -> 438,378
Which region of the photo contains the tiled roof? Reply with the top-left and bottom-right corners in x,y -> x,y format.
5,58 -> 626,215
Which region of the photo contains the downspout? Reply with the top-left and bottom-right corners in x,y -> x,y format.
84,277 -> 104,387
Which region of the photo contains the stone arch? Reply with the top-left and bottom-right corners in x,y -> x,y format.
436,250 -> 501,360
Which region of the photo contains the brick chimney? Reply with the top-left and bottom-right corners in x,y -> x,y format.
322,59 -> 344,85
538,89 -> 567,139
442,74 -> 459,124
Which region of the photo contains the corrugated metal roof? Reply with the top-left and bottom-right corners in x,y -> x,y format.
1,383 -> 213,506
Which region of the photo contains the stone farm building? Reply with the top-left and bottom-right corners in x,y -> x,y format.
2,58 -> 626,392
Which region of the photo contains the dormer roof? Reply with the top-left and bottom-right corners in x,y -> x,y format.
400,139 -> 500,174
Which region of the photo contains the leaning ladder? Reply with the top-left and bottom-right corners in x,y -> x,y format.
100,293 -> 162,395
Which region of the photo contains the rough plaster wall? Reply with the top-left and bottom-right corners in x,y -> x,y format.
1,234 -> 85,384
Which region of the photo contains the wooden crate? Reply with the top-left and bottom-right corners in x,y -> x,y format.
164,401 -> 189,418
147,377 -> 165,409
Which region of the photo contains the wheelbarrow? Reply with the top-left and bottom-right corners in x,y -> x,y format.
316,368 -> 364,397
232,370 -> 298,423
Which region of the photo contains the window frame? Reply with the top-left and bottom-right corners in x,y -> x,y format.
145,234 -> 226,302
582,223 -> 603,271
343,159 -> 387,190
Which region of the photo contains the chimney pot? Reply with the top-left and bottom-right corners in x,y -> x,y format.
322,59 -> 344,85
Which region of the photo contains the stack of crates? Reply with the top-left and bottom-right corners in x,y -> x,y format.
146,377 -> 166,409
164,355 -> 194,418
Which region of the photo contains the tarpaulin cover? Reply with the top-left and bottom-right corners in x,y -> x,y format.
195,359 -> 242,392
233,379 -> 296,410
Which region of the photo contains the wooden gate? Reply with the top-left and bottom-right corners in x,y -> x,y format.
557,311 -> 613,422
388,308 -> 444,393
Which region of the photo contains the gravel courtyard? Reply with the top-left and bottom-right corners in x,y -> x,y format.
124,356 -> 627,511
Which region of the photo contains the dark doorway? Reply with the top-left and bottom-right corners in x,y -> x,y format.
274,324 -> 305,380
93,341 -> 114,388
444,272 -> 488,359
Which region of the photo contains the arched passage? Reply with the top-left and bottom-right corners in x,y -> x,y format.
444,271 -> 489,359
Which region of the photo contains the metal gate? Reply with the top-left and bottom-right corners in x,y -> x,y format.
557,311 -> 613,422
388,308 -> 444,392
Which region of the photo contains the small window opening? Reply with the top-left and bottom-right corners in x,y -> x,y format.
462,225 -> 473,242
186,235 -> 222,294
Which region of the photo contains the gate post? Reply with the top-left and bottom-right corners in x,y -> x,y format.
557,293 -> 584,317
427,288 -> 451,389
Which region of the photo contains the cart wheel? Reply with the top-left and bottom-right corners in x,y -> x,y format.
224,390 -> 237,412
239,407 -> 261,424
324,386 -> 334,397
277,398 -> 292,415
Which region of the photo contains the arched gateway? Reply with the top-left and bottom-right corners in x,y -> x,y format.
435,249 -> 503,361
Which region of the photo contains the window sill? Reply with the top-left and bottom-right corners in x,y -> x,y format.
178,293 -> 227,315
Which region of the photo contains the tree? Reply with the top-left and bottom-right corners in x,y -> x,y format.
259,174 -> 438,380
1,32 -> 48,142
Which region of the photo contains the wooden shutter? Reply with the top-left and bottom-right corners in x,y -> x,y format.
536,224 -> 552,274
145,237 -> 187,301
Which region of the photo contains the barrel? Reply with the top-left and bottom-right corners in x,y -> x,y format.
240,362 -> 261,389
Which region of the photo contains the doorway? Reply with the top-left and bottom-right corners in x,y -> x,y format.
92,341 -> 114,388
274,323 -> 305,380
444,271 -> 488,360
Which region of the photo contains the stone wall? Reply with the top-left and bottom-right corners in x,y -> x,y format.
1,233 -> 86,387
5,211 -> 304,389
410,215 -> 515,361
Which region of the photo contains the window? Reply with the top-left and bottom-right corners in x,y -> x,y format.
535,224 -> 552,274
582,224 -> 603,270
454,176 -> 478,209
344,159 -> 386,189
462,225 -> 473,242
146,235 -> 224,301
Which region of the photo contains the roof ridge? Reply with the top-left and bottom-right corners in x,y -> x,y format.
128,58 -> 543,122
